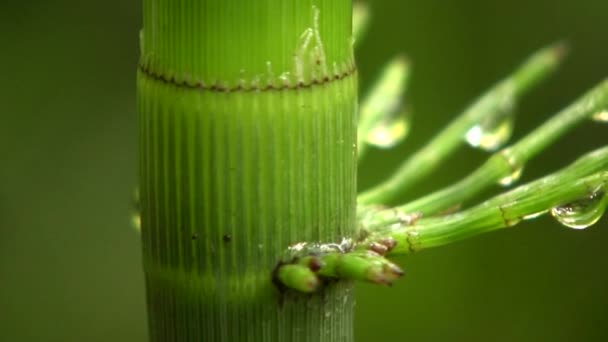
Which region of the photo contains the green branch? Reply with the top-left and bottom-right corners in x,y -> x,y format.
352,1 -> 370,45
277,145 -> 608,292
397,79 -> 608,216
361,146 -> 608,254
358,42 -> 567,204
358,56 -> 411,159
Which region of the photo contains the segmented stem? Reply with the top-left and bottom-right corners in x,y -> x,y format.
278,145 -> 607,292
357,56 -> 411,159
358,43 -> 567,204
360,146 -> 608,254
138,1 -> 357,341
398,79 -> 608,215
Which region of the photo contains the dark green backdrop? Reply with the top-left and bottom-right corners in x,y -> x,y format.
1,0 -> 606,341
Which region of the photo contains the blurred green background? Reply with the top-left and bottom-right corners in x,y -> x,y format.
1,0 -> 606,341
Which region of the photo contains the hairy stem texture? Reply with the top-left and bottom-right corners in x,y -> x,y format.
138,0 -> 357,341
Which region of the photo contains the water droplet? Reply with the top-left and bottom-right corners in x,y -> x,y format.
522,209 -> 548,220
550,191 -> 607,230
498,166 -> 523,186
131,212 -> 141,231
465,116 -> 514,151
497,149 -> 524,186
505,217 -> 521,227
466,87 -> 516,151
365,111 -> 410,149
131,187 -> 141,231
592,110 -> 608,123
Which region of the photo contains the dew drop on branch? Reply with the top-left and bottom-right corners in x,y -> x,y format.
466,89 -> 516,152
465,116 -> 514,152
365,111 -> 410,149
131,212 -> 142,232
498,164 -> 523,187
550,190 -> 607,230
522,209 -> 549,220
497,148 -> 524,187
131,187 -> 141,232
592,110 -> 608,123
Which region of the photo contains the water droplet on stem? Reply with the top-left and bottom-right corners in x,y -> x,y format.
592,110 -> 608,123
466,117 -> 514,151
522,209 -> 548,220
498,169 -> 522,186
466,91 -> 516,151
365,111 -> 410,148
550,191 -> 607,230
497,149 -> 524,186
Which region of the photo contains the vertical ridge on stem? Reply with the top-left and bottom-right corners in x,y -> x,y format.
138,1 -> 357,340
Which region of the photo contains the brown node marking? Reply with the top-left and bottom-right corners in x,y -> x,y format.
437,204 -> 462,216
405,227 -> 420,253
396,210 -> 423,226
379,238 -> 398,252
498,148 -> 521,176
307,257 -> 323,272
498,205 -> 520,227
369,242 -> 388,255
139,62 -> 357,92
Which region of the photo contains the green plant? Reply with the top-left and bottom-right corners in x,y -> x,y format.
136,1 -> 607,341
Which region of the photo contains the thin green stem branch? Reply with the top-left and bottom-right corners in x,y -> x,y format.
352,2 -> 370,45
277,152 -> 607,292
358,43 -> 567,204
360,146 -> 608,254
401,171 -> 607,252
397,79 -> 608,215
357,56 -> 411,159
276,146 -> 608,292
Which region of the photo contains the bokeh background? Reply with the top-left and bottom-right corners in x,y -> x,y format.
1,0 -> 606,341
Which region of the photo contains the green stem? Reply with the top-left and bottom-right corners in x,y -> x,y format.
352,1 -> 370,45
398,79 -> 608,215
406,171 -> 607,252
138,1 -> 357,341
357,55 -> 411,159
360,146 -> 608,254
358,43 -> 566,205
277,146 -> 607,293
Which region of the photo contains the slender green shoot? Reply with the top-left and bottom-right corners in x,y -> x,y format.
279,250 -> 403,289
358,42 -> 568,204
303,251 -> 402,285
275,264 -> 320,293
358,56 -> 411,159
385,171 -> 607,253
278,145 -> 608,292
397,79 -> 608,215
353,2 -> 370,45
360,145 -> 608,232
362,148 -> 608,254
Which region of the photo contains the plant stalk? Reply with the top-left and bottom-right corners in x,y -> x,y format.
138,0 -> 357,341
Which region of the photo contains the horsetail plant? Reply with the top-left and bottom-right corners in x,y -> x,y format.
136,0 -> 608,340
